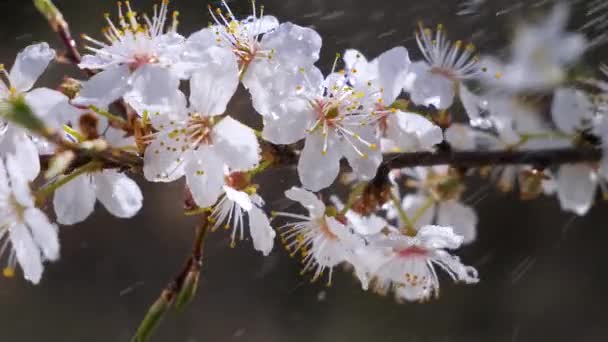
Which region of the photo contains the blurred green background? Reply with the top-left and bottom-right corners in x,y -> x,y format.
0,0 -> 607,341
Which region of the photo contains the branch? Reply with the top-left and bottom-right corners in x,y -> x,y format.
132,214 -> 211,342
383,147 -> 602,169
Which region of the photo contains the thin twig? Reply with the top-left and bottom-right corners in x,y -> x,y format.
383,147 -> 602,169
132,214 -> 211,342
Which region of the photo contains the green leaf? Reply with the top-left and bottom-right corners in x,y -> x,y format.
131,293 -> 172,342
175,270 -> 200,311
0,97 -> 46,133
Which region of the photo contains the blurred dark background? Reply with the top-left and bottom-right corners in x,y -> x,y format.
1,0 -> 607,341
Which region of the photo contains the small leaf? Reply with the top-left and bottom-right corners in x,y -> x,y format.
175,270 -> 200,310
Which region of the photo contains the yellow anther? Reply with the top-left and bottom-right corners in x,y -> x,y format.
370,143 -> 378,151
3,267 -> 15,278
495,72 -> 503,79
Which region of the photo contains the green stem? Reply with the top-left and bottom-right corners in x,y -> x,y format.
411,196 -> 435,226
36,161 -> 101,202
89,105 -> 128,127
388,191 -> 414,233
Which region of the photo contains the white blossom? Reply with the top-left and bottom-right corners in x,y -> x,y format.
404,24 -> 482,110
364,225 -> 478,302
0,139 -> 59,284
276,187 -> 365,285
341,48 -> 443,153
480,3 -> 586,92
210,184 -> 275,256
74,1 -> 184,113
261,66 -> 381,191
142,47 -> 260,209
53,128 -> 143,225
181,0 -> 321,115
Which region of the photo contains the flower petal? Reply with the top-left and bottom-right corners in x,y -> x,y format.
224,186 -> 253,211
556,164 -> 597,216
189,46 -> 239,116
437,201 -> 478,244
53,173 -> 96,225
248,206 -> 275,256
123,64 -> 186,118
72,65 -> 130,108
260,22 -> 322,68
376,46 -> 410,104
9,223 -> 43,284
298,130 -> 342,191
24,208 -> 59,261
9,42 -> 55,92
185,147 -> 225,208
212,116 -> 260,171
551,87 -> 594,134
143,133 -> 186,182
0,127 -> 40,181
94,170 -> 143,219
341,124 -> 382,180
262,97 -> 314,144
285,187 -> 325,218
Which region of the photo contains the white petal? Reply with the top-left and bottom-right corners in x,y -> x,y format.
409,67 -> 455,109
298,130 -> 342,192
212,116 -> 260,171
417,225 -> 463,250
94,170 -> 143,219
123,64 -> 186,117
53,173 -> 96,225
556,164 -> 597,216
437,201 -> 478,244
248,206 -> 275,256
224,186 -> 253,211
262,97 -> 315,144
285,187 -> 326,218
185,148 -> 225,208
387,111 -> 443,152
25,88 -> 77,129
10,42 -> 55,92
341,125 -> 382,180
78,54 -> 114,70
376,46 -> 410,104
5,153 -> 34,208
260,22 -> 322,68
243,15 -> 279,36
0,128 -> 40,181
72,66 -> 130,108
9,223 -> 43,284
24,208 -> 59,261
551,87 -> 593,134
189,46 -> 239,116
143,133 -> 186,182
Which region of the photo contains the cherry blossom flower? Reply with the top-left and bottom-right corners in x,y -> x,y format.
142,47 -> 260,209
209,177 -> 275,256
341,48 -> 443,153
480,3 -> 586,92
550,87 -> 605,215
275,187 -> 365,285
395,166 -> 477,244
0,43 -> 79,173
74,1 -> 184,112
53,128 -> 143,225
0,139 -> 59,284
181,1 -> 322,115
404,23 -> 482,110
261,66 -> 381,191
365,225 -> 478,302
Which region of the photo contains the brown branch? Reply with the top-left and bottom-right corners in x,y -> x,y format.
383,147 -> 602,169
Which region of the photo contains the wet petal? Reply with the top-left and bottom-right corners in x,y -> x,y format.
24,208 -> 59,261
53,173 -> 96,225
94,170 -> 143,219
298,130 -> 342,192
185,147 -> 225,208
9,223 -> 43,284
248,206 -> 275,256
10,42 -> 56,92
556,164 -> 597,216
72,65 -> 130,108
213,116 -> 260,171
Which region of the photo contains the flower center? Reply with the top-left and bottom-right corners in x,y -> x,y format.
318,218 -> 338,241
129,53 -> 160,71
397,246 -> 428,258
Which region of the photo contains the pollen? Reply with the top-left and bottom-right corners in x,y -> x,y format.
3,267 -> 15,278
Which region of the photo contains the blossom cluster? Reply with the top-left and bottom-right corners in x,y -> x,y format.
0,0 -> 605,304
